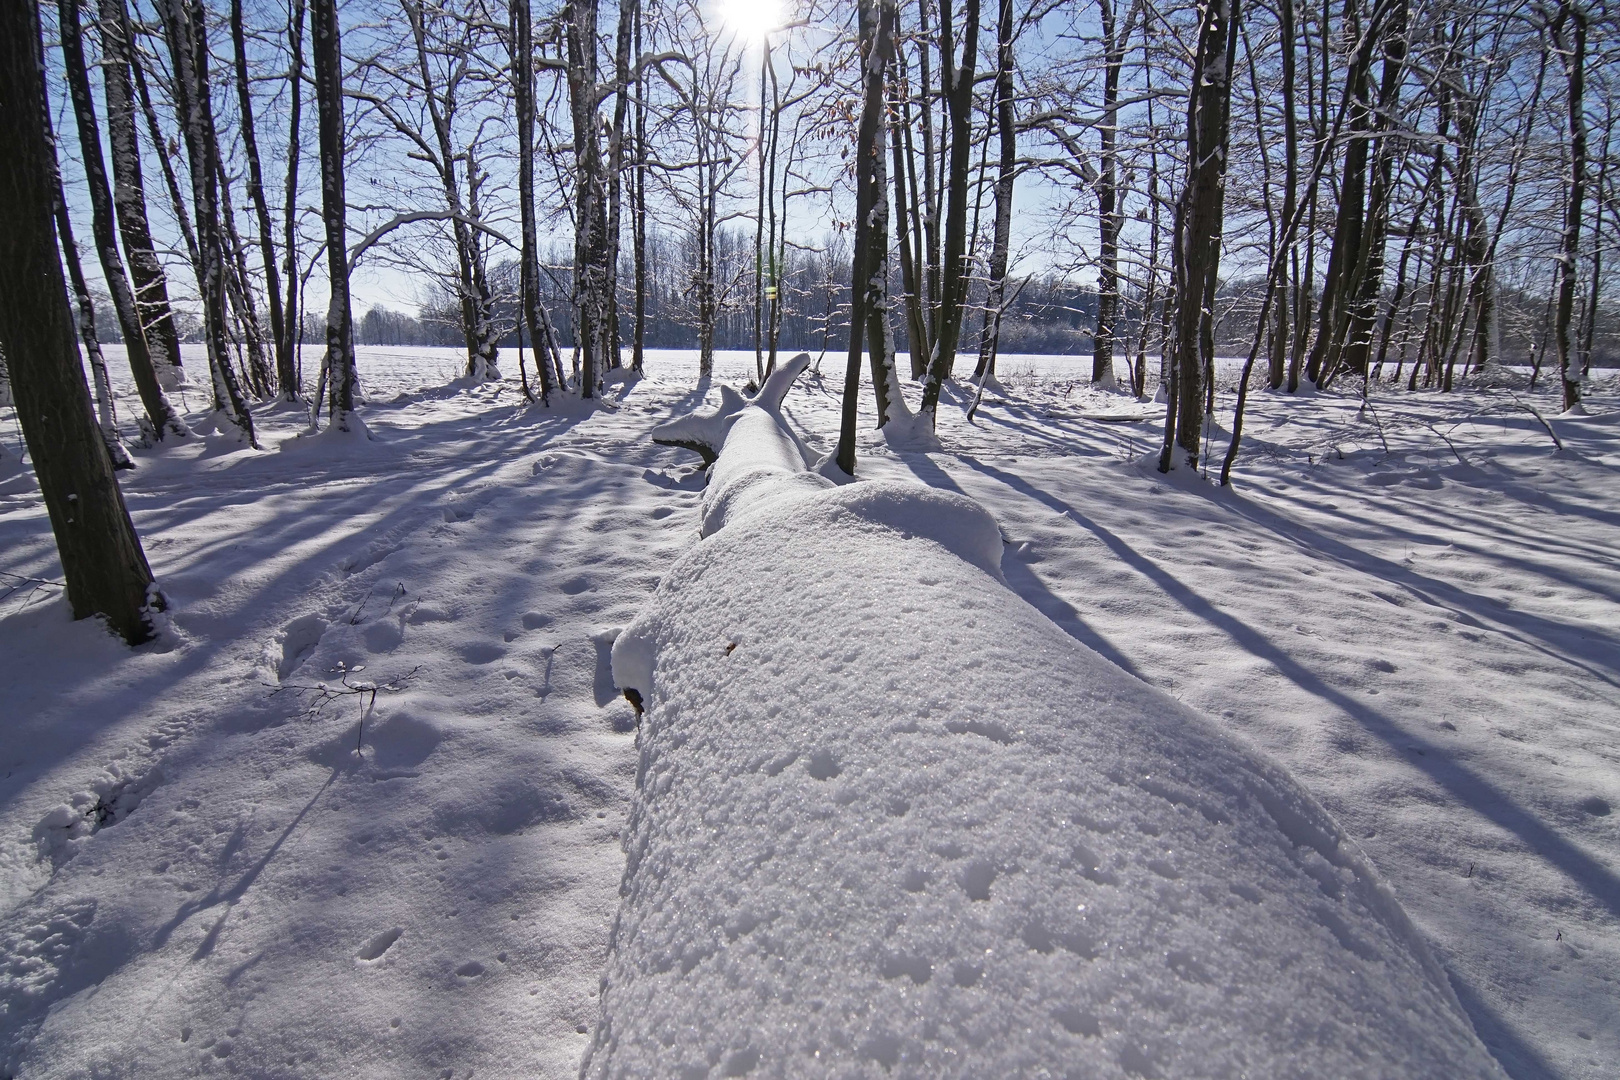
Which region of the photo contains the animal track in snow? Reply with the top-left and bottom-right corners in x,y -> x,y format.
342,541 -> 401,576
276,615 -> 328,681
356,928 -> 402,962
458,642 -> 506,665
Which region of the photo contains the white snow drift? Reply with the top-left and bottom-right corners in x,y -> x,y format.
590,358 -> 1505,1078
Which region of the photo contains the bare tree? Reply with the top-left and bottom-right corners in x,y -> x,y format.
0,0 -> 160,644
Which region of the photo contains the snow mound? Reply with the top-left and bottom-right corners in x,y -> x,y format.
588,383 -> 1505,1079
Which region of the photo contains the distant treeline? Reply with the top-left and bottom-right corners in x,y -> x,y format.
345,230 -> 1617,369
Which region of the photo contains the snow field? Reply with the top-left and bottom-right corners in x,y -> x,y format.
0,345 -> 1614,1077
586,374 -> 1505,1077
1,357 -> 704,1077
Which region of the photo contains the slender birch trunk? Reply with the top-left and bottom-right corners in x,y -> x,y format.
58,0 -> 189,442
98,0 -> 187,391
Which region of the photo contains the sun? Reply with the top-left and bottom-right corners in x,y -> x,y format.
714,0 -> 784,40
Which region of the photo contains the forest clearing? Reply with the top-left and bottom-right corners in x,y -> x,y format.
3,0 -> 1618,1070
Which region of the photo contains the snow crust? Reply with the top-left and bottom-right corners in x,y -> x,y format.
591,381 -> 1505,1078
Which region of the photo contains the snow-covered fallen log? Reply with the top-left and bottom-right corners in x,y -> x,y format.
588,357 -> 1504,1078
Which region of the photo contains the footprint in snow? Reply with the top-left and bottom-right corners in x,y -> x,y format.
356,928 -> 402,962
275,615 -> 328,681
458,642 -> 506,665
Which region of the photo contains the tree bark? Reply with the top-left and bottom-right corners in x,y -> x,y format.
512,0 -> 558,402
98,0 -> 187,392
835,0 -> 899,476
976,0 -> 1016,382
231,0 -> 292,397
605,0 -> 637,373
312,0 -> 359,428
918,0 -> 981,425
281,0 -> 307,399
1550,0 -> 1586,412
58,0 -> 189,442
156,0 -> 257,445
0,0 -> 159,644
567,0 -> 608,396
1091,0 -> 1123,387
51,145 -> 135,470
1158,0 -> 1240,473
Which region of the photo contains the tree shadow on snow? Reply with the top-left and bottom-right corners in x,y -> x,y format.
956,455 -> 1620,931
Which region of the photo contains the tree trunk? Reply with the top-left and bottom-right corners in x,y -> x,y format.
58,0 -> 189,443
631,0 -> 647,373
567,0 -> 608,396
312,0 -> 359,428
97,0 -> 187,392
215,151 -> 273,396
605,0 -> 637,374
281,0 -> 306,400
1091,0 -> 1122,387
1158,0 -> 1239,473
835,0 -> 899,476
976,0 -> 1016,382
231,0 -> 291,397
0,0 -> 159,644
1550,0 -> 1586,412
918,0 -> 981,425
1269,0 -> 1298,389
51,155 -> 134,470
157,0 -> 257,445
512,0 -> 557,402
891,44 -> 930,379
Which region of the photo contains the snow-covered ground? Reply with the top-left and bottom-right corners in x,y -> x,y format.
1,345 -> 1615,1078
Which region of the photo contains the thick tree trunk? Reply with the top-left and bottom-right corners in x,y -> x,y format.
835,0 -> 899,476
312,0 -> 359,428
1158,0 -> 1239,473
98,0 -> 187,392
0,0 -> 159,644
157,0 -> 257,445
1304,0 -> 1373,386
58,0 -> 189,443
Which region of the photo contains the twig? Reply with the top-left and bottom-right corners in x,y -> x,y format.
266,662 -> 422,731
0,571 -> 65,615
1501,395 -> 1564,451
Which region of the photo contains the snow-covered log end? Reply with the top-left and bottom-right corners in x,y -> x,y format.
593,372 -> 1503,1079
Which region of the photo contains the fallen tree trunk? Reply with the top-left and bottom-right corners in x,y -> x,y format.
588,356 -> 1504,1078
